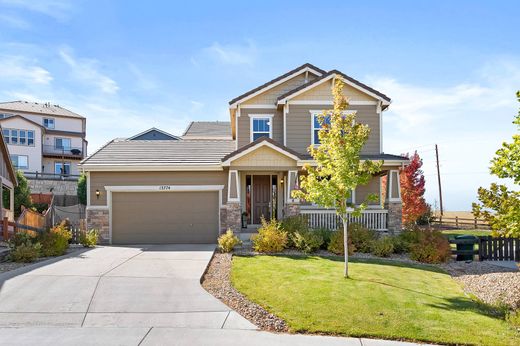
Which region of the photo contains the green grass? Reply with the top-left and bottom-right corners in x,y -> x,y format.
441,229 -> 492,238
231,255 -> 519,345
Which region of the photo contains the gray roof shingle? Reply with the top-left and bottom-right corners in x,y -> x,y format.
81,139 -> 236,166
182,121 -> 231,139
0,101 -> 84,118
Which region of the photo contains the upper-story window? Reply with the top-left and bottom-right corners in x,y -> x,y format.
43,118 -> 55,129
11,155 -> 28,170
3,128 -> 35,146
311,110 -> 356,146
55,138 -> 71,150
249,114 -> 273,142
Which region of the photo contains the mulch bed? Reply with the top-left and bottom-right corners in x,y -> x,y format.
201,252 -> 288,332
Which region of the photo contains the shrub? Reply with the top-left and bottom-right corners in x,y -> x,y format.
40,221 -> 72,257
507,310 -> 520,328
349,223 -> 376,253
252,217 -> 288,253
327,230 -> 355,256
291,230 -> 323,253
218,229 -> 242,253
80,229 -> 99,248
280,216 -> 309,246
409,229 -> 451,263
391,236 -> 408,254
371,237 -> 395,257
314,228 -> 334,249
10,242 -> 41,262
9,230 -> 39,248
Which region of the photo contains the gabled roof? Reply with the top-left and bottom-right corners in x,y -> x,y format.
0,114 -> 45,129
128,128 -> 180,140
0,101 -> 85,119
221,137 -> 303,165
0,127 -> 18,185
182,121 -> 232,139
228,63 -> 326,106
277,70 -> 391,105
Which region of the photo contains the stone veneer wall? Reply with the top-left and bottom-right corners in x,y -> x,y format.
86,208 -> 109,244
385,201 -> 402,234
28,179 -> 78,195
284,203 -> 300,217
222,202 -> 241,233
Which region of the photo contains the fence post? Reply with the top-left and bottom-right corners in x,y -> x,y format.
2,217 -> 8,240
474,218 -> 477,229
455,216 -> 458,228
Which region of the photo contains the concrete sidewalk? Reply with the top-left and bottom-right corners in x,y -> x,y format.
0,327 -> 431,346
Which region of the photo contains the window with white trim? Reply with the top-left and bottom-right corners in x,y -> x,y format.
55,162 -> 71,175
43,118 -> 55,129
55,137 -> 71,150
3,128 -> 35,146
311,110 -> 357,146
250,115 -> 273,142
11,155 -> 28,169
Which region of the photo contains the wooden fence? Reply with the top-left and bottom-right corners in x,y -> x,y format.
434,216 -> 490,230
17,207 -> 46,230
449,236 -> 520,262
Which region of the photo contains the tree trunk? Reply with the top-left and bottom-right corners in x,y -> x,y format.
343,217 -> 349,278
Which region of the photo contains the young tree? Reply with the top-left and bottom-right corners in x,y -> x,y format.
400,152 -> 427,225
293,79 -> 381,277
77,174 -> 87,205
13,170 -> 32,217
473,92 -> 520,237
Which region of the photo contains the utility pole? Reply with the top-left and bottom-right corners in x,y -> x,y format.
435,144 -> 444,216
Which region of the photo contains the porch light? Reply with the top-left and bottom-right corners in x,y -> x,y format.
280,178 -> 284,184
96,189 -> 100,199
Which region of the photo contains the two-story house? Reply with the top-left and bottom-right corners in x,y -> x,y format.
81,64 -> 408,245
0,101 -> 87,178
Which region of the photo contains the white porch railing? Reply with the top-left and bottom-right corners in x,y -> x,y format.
300,208 -> 388,231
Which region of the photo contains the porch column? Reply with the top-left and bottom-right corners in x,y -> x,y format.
223,170 -> 241,233
285,170 -> 300,217
384,169 -> 402,233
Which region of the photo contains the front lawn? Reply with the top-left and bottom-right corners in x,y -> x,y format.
231,255 -> 519,345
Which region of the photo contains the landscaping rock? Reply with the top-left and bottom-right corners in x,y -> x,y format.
442,261 -> 520,309
201,253 -> 288,332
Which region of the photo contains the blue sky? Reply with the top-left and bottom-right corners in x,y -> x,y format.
0,0 -> 518,211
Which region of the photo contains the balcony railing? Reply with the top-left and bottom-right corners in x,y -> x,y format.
300,207 -> 388,231
42,145 -> 84,158
24,171 -> 81,181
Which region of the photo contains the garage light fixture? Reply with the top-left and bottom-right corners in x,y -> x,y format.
96,189 -> 100,199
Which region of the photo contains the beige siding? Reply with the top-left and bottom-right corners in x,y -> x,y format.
356,176 -> 381,206
89,171 -> 227,206
237,108 -> 283,148
243,72 -> 318,105
0,150 -> 10,182
293,79 -> 376,102
229,171 -> 238,199
231,146 -> 297,168
286,104 -> 380,155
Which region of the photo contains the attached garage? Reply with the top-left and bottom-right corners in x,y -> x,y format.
110,188 -> 221,244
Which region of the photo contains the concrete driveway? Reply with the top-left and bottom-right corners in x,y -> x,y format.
0,244 -> 254,330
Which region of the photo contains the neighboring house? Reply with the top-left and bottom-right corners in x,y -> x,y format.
128,128 -> 180,140
0,101 -> 87,178
0,128 -> 17,222
81,63 -> 408,244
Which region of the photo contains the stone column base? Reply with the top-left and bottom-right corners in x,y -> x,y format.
86,208 -> 110,244
221,202 -> 241,234
284,203 -> 300,218
385,201 -> 403,234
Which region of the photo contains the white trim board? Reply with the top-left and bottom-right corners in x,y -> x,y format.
229,66 -> 324,108
277,73 -> 391,106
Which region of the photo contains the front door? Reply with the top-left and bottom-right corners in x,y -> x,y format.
253,175 -> 270,224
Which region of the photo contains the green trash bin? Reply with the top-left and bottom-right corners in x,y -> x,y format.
455,235 -> 477,261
